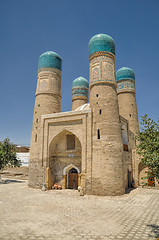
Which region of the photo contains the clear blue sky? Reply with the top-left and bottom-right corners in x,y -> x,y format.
1,0 -> 159,145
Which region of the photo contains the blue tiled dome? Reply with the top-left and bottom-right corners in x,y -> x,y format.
116,67 -> 135,81
89,34 -> 115,56
72,77 -> 89,98
72,77 -> 89,89
38,51 -> 62,70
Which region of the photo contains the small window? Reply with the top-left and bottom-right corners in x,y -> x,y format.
67,134 -> 75,150
38,104 -> 40,107
96,94 -> 98,97
129,114 -> 131,117
99,109 -> 102,115
123,144 -> 128,151
97,129 -> 100,139
36,119 -> 38,123
35,134 -> 37,142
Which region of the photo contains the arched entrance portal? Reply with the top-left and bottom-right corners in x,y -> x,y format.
49,130 -> 81,189
68,168 -> 78,189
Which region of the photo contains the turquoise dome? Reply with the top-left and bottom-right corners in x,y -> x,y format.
72,77 -> 89,89
89,34 -> 115,56
116,67 -> 135,81
38,51 -> 62,70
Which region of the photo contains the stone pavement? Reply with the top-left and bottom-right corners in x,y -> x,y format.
0,180 -> 159,240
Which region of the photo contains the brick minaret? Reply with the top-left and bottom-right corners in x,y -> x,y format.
72,77 -> 89,110
28,51 -> 62,188
89,34 -> 124,196
116,67 -> 139,135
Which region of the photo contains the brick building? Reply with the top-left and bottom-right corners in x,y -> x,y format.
28,34 -> 141,196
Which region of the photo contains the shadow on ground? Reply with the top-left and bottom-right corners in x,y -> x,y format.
0,179 -> 23,184
148,224 -> 159,239
125,188 -> 135,194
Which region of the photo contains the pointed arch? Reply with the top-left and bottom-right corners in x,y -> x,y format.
48,129 -> 82,189
49,129 -> 82,148
63,164 -> 80,175
49,129 -> 82,153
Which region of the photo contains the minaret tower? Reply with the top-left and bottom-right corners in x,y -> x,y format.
28,51 -> 62,188
72,77 -> 89,110
116,67 -> 139,135
116,67 -> 139,187
89,34 -> 124,196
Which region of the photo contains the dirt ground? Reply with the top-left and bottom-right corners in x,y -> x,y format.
1,166 -> 28,180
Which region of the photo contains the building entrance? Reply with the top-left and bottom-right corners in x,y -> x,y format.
68,168 -> 78,189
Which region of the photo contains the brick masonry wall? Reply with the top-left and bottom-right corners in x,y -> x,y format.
117,92 -> 139,135
28,68 -> 61,188
117,91 -> 140,187
72,98 -> 88,111
89,54 -> 125,196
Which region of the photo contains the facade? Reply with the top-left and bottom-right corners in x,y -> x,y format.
28,34 -> 140,196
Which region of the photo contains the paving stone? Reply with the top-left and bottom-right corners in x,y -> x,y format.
0,180 -> 159,240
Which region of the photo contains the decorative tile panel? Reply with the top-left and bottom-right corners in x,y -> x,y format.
89,55 -> 116,87
36,69 -> 61,96
72,87 -> 89,98
117,80 -> 135,93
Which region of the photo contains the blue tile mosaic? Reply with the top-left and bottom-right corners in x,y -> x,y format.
38,51 -> 62,70
89,34 -> 115,56
117,80 -> 135,93
72,77 -> 89,98
72,77 -> 89,89
72,88 -> 89,98
116,67 -> 135,81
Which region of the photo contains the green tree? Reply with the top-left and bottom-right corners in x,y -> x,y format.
0,138 -> 21,181
136,114 -> 159,182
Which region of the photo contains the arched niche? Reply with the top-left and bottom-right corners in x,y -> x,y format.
48,130 -> 82,189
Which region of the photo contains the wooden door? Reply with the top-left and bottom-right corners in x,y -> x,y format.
69,173 -> 78,189
69,173 -> 74,189
74,173 -> 78,189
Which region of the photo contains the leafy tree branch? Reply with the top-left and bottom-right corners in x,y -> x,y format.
136,114 -> 159,181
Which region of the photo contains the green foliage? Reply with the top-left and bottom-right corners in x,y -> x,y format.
0,138 -> 21,170
136,114 -> 159,181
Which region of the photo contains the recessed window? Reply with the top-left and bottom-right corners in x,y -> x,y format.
129,114 -> 131,117
99,109 -> 102,115
38,104 -> 40,107
36,119 -> 38,123
97,129 -> 100,139
96,94 -> 98,97
35,134 -> 37,142
67,134 -> 75,150
123,144 -> 128,151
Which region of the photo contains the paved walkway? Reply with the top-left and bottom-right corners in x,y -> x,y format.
0,180 -> 159,240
